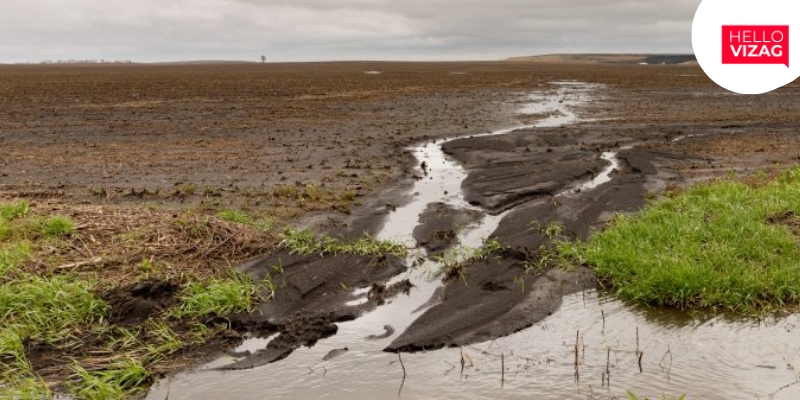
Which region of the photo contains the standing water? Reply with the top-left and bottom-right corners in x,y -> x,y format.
145,83 -> 800,400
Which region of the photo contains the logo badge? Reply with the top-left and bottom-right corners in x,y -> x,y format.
692,0 -> 799,94
722,25 -> 789,67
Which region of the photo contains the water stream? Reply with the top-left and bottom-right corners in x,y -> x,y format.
144,82 -> 800,400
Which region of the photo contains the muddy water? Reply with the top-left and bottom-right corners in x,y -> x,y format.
144,83 -> 800,400
148,292 -> 800,400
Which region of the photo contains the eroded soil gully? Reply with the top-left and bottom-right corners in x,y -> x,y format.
145,83 -> 800,399
143,81 -> 602,396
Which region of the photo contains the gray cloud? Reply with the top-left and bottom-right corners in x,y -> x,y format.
0,0 -> 701,62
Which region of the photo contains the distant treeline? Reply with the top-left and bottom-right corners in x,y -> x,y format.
639,55 -> 697,65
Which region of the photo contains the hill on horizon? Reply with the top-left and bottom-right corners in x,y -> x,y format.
507,53 -> 697,65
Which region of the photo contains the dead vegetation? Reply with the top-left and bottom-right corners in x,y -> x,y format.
21,200 -> 276,290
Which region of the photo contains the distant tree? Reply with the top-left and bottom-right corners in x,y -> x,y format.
260,55 -> 267,63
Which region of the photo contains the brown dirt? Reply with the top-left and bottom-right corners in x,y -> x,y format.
0,62 -> 533,220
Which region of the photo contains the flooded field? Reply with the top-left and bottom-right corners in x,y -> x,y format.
143,82 -> 800,399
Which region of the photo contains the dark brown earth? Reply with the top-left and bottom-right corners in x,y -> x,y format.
2,62 -> 800,376
103,279 -> 180,325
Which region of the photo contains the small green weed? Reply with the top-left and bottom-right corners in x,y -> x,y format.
217,209 -> 252,224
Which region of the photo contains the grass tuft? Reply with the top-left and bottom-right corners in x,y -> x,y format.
68,359 -> 150,400
565,168 -> 800,313
1,201 -> 30,221
168,276 -> 260,319
0,275 -> 108,344
42,216 -> 76,237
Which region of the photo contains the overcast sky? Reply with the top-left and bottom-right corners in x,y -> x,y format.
0,0 -> 702,63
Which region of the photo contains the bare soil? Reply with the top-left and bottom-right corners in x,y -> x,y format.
2,61 -> 800,379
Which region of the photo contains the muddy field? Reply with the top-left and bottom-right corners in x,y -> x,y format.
1,62 -> 797,216
2,62 -> 800,398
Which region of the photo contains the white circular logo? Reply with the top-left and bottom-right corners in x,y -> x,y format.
692,0 -> 799,94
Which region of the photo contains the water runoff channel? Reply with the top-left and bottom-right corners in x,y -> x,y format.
146,82 -> 800,400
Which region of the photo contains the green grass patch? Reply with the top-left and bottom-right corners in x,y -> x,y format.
41,216 -> 75,237
0,242 -> 31,277
0,203 -> 75,241
168,276 -> 260,319
1,201 -> 30,221
0,275 -> 108,343
0,330 -> 51,399
217,209 -> 252,224
0,273 -> 109,398
565,168 -> 800,313
216,209 -> 273,231
68,359 -> 150,400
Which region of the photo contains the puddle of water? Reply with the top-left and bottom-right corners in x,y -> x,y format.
671,134 -> 695,143
147,291 -> 800,400
142,82 -> 799,400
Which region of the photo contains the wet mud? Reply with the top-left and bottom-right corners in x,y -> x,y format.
441,136 -> 603,212
387,259 -> 596,352
383,97 -> 769,351
221,250 -> 409,369
412,202 -> 482,255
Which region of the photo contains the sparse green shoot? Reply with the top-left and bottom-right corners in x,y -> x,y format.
217,209 -> 252,224
280,228 -> 408,258
0,200 -> 275,397
1,201 -> 30,221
